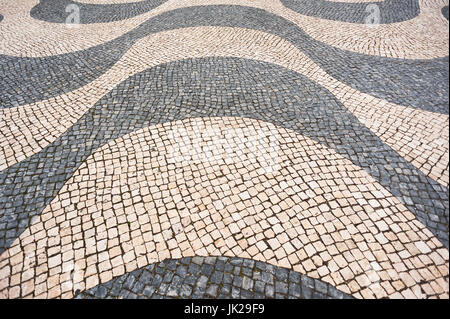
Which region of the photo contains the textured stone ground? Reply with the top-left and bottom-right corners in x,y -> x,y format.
75,257 -> 353,299
0,0 -> 448,299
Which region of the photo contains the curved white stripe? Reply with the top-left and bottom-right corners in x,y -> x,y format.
77,0 -> 147,3
1,26 -> 447,187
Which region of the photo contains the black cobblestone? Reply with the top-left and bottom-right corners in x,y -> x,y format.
1,57 -> 447,254
1,6 -> 447,113
31,0 -> 168,24
280,0 -> 419,24
75,257 -> 353,299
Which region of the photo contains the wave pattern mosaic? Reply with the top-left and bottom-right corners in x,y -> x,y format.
0,0 -> 448,299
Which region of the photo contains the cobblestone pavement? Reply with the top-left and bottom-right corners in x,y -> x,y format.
0,0 -> 448,299
75,257 -> 353,299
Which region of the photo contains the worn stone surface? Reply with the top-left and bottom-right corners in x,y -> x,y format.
443,5 -> 449,20
0,0 -> 448,300
75,257 -> 353,299
31,0 -> 168,24
280,0 -> 420,23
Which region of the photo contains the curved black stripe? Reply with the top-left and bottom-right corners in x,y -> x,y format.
74,256 -> 354,299
280,0 -> 419,24
0,38 -> 131,108
32,0 -> 421,25
31,0 -> 167,24
1,5 -> 447,114
442,5 -> 449,20
0,57 -> 447,255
